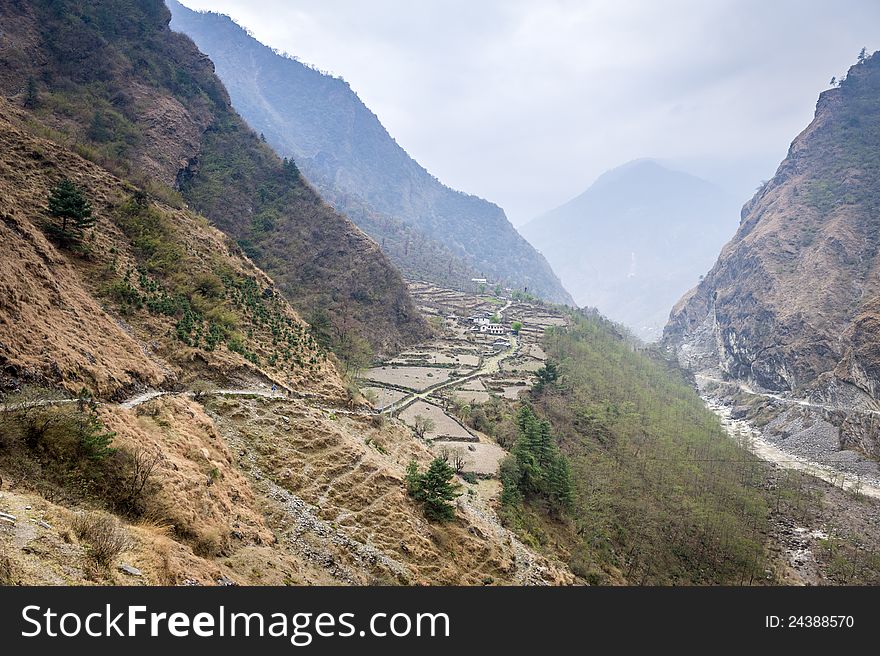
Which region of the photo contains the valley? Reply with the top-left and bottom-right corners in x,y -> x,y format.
1,0 -> 879,592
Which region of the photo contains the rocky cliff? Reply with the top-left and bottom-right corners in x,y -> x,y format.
664,51 -> 880,405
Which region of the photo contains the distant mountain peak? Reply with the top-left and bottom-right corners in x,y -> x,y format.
522,158 -> 739,340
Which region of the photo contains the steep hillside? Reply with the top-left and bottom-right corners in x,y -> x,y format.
664,52 -> 880,396
0,0 -> 426,356
663,52 -> 880,461
522,160 -> 739,341
166,0 -> 573,304
0,99 -> 339,401
0,100 -> 573,586
526,312 -> 771,584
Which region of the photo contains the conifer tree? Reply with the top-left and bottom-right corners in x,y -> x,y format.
505,405 -> 574,514
24,76 -> 38,109
405,456 -> 461,521
47,179 -> 94,248
547,455 -> 574,514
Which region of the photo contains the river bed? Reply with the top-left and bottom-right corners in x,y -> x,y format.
703,397 -> 880,501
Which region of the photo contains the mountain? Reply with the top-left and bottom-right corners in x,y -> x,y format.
664,52 -> 880,407
521,160 -> 739,341
166,0 -> 573,305
0,0 -> 574,586
0,0 -> 426,357
0,96 -> 579,585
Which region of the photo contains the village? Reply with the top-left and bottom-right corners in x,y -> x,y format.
360,281 -> 570,480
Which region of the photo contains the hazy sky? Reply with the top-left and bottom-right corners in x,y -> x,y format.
178,0 -> 879,226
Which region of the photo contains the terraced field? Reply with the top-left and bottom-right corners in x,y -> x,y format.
359,283 -> 570,481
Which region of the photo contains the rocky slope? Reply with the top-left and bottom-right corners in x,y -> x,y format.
0,0 -> 426,356
663,52 -> 880,453
0,96 -> 572,587
522,160 -> 738,341
166,0 -> 573,304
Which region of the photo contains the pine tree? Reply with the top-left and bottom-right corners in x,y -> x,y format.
499,454 -> 523,508
509,405 -> 573,515
24,76 -> 38,109
547,454 -> 574,514
514,406 -> 543,494
405,456 -> 461,522
533,361 -> 559,391
47,179 -> 94,247
404,459 -> 422,496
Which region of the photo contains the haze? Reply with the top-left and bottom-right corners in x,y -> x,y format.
178,0 -> 879,225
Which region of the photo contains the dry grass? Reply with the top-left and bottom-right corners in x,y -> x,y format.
71,510 -> 131,568
0,555 -> 20,585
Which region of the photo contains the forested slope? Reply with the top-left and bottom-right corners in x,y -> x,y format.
504,312 -> 771,583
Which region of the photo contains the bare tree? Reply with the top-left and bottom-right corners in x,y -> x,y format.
412,415 -> 435,440
116,447 -> 164,513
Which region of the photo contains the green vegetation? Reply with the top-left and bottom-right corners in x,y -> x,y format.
106,192 -> 322,373
511,321 -> 523,334
0,389 -> 156,516
467,311 -> 770,583
511,289 -> 543,304
500,406 -> 573,517
526,312 -> 770,583
805,50 -> 880,217
533,361 -> 559,392
45,179 -> 95,250
405,456 -> 462,522
24,76 -> 39,110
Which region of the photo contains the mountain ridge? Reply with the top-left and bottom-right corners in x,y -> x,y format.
167,0 -> 573,304
0,0 -> 427,357
663,50 -> 880,453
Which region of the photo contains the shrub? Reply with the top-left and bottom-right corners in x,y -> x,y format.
109,447 -> 163,516
193,272 -> 224,299
71,511 -> 130,567
0,555 -> 19,585
412,415 -> 435,440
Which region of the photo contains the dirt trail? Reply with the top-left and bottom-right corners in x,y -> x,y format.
120,390 -> 166,409
4,387 -> 364,415
696,373 -> 880,417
